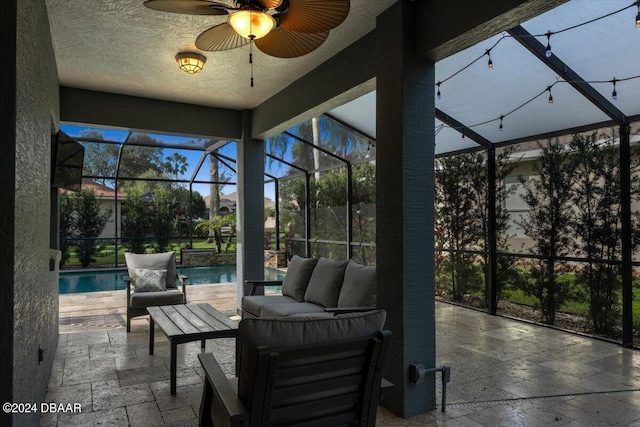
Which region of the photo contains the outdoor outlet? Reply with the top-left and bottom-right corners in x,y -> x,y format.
38,345 -> 44,364
409,363 -> 425,384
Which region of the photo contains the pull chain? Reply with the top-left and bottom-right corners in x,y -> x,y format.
250,38 -> 254,87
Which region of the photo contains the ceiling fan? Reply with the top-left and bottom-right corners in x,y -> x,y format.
143,0 -> 351,59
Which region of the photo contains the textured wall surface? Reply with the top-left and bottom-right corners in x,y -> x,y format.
13,0 -> 60,425
0,1 -> 17,425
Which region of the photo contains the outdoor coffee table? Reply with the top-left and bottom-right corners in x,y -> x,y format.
147,303 -> 238,395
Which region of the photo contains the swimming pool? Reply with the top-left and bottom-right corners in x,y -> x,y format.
59,265 -> 284,294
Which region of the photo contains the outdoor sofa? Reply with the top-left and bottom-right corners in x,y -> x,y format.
242,255 -> 377,318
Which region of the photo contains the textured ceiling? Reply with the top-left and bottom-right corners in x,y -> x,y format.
46,0 -> 395,111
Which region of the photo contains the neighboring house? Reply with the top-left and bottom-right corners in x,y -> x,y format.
62,178 -> 124,239
203,192 -> 276,217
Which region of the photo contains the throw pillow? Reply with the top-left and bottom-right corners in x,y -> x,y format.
304,258 -> 350,308
281,255 -> 318,302
133,269 -> 167,292
338,261 -> 377,307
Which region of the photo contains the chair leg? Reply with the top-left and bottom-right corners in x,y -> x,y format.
127,315 -> 131,332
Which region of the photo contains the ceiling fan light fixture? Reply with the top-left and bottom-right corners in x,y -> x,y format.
229,9 -> 275,40
175,52 -> 206,74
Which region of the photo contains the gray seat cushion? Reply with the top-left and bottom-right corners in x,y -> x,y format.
237,310 -> 386,409
304,258 -> 350,308
241,295 -> 298,317
338,261 -> 377,307
281,255 -> 318,301
129,288 -> 184,308
125,251 -> 178,288
260,302 -> 327,318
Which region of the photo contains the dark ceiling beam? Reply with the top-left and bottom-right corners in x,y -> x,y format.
435,109 -> 492,148
416,0 -> 567,61
508,25 -> 627,125
60,87 -> 243,140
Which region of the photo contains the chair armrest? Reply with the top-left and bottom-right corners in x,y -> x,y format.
198,353 -> 249,425
323,307 -> 377,315
177,275 -> 187,302
245,280 -> 283,296
125,276 -> 133,302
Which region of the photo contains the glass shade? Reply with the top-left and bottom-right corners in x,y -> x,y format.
175,52 -> 206,74
229,10 -> 275,40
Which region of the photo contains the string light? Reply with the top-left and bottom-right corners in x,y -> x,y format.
499,116 -> 504,132
547,86 -> 554,104
611,78 -> 618,101
435,2 -> 637,95
461,128 -> 466,141
436,82 -> 442,100
486,49 -> 493,70
545,32 -> 553,58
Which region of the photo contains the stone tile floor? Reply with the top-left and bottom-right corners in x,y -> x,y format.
42,283 -> 640,426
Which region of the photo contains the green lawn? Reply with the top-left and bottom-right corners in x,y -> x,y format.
62,238 -> 236,268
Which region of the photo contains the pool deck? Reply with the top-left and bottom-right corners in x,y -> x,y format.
48,283 -> 640,426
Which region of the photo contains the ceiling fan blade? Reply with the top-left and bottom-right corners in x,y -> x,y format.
143,0 -> 229,16
196,23 -> 251,51
278,0 -> 349,33
255,26 -> 328,58
256,0 -> 283,9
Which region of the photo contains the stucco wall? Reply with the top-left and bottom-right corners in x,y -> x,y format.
12,0 -> 60,425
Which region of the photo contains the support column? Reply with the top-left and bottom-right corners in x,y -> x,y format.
236,110 -> 265,309
487,147 -> 497,314
376,2 -> 436,417
620,123 -> 633,348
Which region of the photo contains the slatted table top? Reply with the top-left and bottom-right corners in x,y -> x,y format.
147,303 -> 238,341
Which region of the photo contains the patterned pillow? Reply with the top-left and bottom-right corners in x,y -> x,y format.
133,269 -> 167,292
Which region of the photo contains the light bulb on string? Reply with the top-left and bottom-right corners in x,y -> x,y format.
486,49 -> 493,71
545,32 -> 552,58
461,129 -> 466,141
499,116 -> 504,132
436,82 -> 442,100
612,78 -> 618,101
547,86 -> 554,104
636,3 -> 640,28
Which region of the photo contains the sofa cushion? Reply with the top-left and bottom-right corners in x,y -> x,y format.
237,310 -> 386,409
281,255 -> 318,301
304,258 -> 350,308
129,288 -> 184,308
133,269 -> 167,292
260,302 -> 327,318
338,262 -> 377,308
241,295 -> 298,317
125,252 -> 178,288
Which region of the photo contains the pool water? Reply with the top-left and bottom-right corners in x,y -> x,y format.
59,265 -> 284,294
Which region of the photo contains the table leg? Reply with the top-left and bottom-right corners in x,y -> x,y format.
149,317 -> 155,355
201,339 -> 206,349
170,342 -> 177,395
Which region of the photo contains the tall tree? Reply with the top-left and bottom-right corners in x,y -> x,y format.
59,191 -> 76,266
121,187 -> 149,254
517,139 -> 579,325
164,152 -> 188,180
208,153 -> 220,244
73,190 -> 112,267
